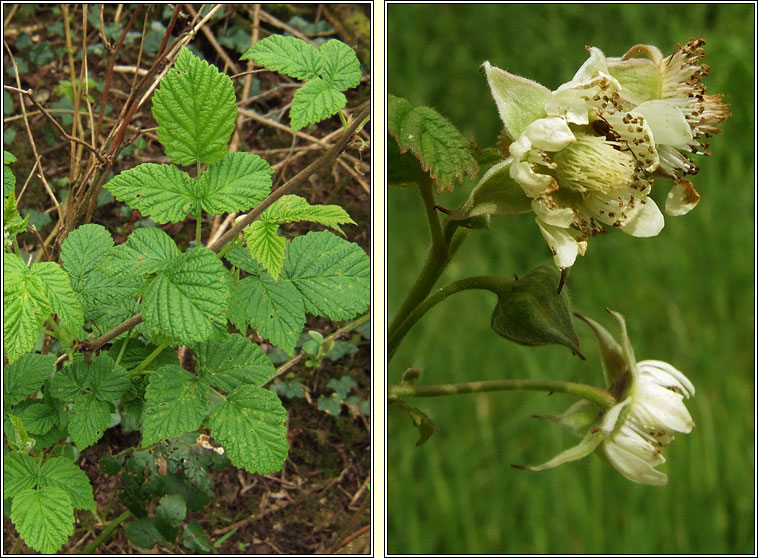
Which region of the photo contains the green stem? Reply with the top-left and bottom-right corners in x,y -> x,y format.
388,275 -> 509,362
130,342 -> 169,377
216,236 -> 241,260
389,379 -> 617,410
82,510 -> 131,554
112,333 -> 131,368
196,160 -> 203,246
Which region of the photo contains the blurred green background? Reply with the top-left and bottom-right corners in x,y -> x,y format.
387,4 -> 754,554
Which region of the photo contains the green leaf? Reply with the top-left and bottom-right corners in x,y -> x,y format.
50,354 -> 129,403
33,262 -> 85,342
224,243 -> 264,275
3,452 -> 39,499
39,457 -> 96,511
182,521 -> 215,553
108,227 -> 181,276
282,231 -> 369,320
4,191 -> 29,239
68,396 -> 111,449
327,375 -> 357,399
194,333 -> 275,391
291,78 -> 346,131
196,152 -> 273,215
261,194 -> 356,234
243,221 -> 286,278
142,365 -> 209,446
60,223 -> 114,282
4,149 -> 17,197
3,253 -> 51,363
142,247 -> 229,344
227,275 -> 305,355
319,39 -> 361,91
209,385 -> 288,474
4,353 -> 56,405
155,494 -> 187,542
22,402 -> 57,435
152,46 -> 237,165
125,517 -> 164,548
107,339 -> 180,372
388,94 -> 478,193
10,486 -> 74,554
104,163 -> 198,223
241,35 -> 321,80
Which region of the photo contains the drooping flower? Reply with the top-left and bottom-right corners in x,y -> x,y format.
518,309 -> 695,486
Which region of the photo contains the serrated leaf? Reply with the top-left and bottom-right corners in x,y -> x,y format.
142,365 -> 209,446
244,221 -> 286,278
4,353 -> 56,405
152,46 -> 237,165
197,152 -> 273,215
104,163 -> 198,223
107,339 -> 180,372
5,150 -> 17,197
241,35 -> 321,80
60,223 -> 114,282
209,385 -> 288,474
388,94 -> 478,192
142,247 -> 229,344
319,39 -> 361,91
39,457 -> 96,511
4,253 -> 51,363
108,227 -> 182,276
10,486 -> 74,554
50,354 -> 129,403
3,452 -> 40,499
224,243 -> 264,275
261,194 -> 356,234
194,333 -> 275,391
282,231 -> 369,320
68,396 -> 111,449
4,191 -> 29,238
33,262 -> 85,342
291,78 -> 346,131
227,275 -> 305,355
22,401 -> 57,435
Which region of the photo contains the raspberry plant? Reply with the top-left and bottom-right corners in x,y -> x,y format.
4,38 -> 369,554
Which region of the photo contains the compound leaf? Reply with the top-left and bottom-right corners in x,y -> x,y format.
282,231 -> 369,320
243,221 -> 286,278
3,253 -> 51,364
241,35 -> 320,80
291,78 -> 346,131
152,46 -> 237,166
319,39 -> 361,91
39,457 -> 96,511
33,262 -> 84,342
3,353 -> 56,405
209,385 -> 288,474
194,333 -> 275,391
197,152 -> 273,215
227,275 -> 304,355
142,365 -> 209,446
388,94 -> 478,192
104,163 -> 198,223
142,247 -> 229,344
10,486 -> 74,554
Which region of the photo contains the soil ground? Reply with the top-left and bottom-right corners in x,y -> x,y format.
3,4 -> 371,554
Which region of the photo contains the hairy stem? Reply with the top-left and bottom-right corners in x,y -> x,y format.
389,379 -> 616,410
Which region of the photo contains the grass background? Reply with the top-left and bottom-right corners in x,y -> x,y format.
387,4 -> 755,554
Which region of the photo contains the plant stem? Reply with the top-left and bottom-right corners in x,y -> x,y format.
130,341 -> 169,377
388,276 -> 510,361
389,379 -> 617,410
196,211 -> 203,246
82,510 -> 131,554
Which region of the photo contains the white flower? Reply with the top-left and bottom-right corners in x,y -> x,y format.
520,310 -> 695,486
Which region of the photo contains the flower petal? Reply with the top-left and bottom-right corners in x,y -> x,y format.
633,100 -> 693,146
524,116 -> 576,151
632,382 -> 694,433
638,359 -> 695,397
602,438 -> 668,485
531,198 -> 575,227
620,197 -> 664,237
510,161 -> 556,197
536,219 -> 580,269
665,178 -> 700,216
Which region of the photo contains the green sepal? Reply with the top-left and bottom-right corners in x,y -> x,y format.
390,400 -> 439,447
448,158 -> 532,221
